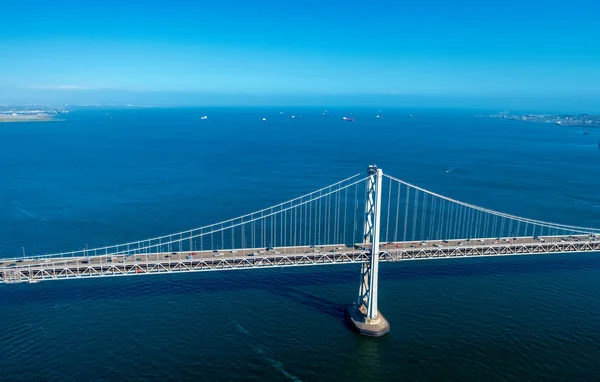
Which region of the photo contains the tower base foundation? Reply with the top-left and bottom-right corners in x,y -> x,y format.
345,303 -> 390,337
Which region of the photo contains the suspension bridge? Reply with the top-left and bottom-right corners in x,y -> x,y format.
1,166 -> 599,336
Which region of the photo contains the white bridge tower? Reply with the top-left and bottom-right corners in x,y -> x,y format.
345,165 -> 390,337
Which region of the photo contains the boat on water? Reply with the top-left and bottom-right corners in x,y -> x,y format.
343,117 -> 354,122
201,116 -> 208,120
376,115 -> 381,119
262,117 -> 267,122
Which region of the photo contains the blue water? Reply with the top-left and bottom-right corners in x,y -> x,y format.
2,107 -> 600,380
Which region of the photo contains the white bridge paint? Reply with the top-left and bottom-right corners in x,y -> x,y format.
2,236 -> 600,284
2,165 -> 599,287
358,166 -> 383,320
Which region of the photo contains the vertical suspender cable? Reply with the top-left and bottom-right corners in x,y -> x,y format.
309,201 -> 312,245
353,184 -> 358,244
386,179 -> 392,243
411,189 -> 419,241
394,182 -> 401,242
343,187 -> 348,245
403,187 -> 410,242
420,193 -> 428,241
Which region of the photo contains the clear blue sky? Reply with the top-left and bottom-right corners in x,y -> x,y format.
1,0 -> 599,107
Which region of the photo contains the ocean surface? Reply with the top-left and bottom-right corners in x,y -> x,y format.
1,107 -> 600,381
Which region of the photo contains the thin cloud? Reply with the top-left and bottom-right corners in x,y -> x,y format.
29,85 -> 96,90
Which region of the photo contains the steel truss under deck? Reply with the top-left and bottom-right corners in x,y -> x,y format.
3,238 -> 600,284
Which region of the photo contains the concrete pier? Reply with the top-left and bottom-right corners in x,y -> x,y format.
345,303 -> 390,337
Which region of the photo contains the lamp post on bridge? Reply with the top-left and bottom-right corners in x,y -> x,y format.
345,165 -> 390,337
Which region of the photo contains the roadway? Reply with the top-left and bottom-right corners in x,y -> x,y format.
1,234 -> 599,284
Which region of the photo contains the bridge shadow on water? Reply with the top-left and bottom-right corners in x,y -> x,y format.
3,253 -> 600,314
265,280 -> 348,321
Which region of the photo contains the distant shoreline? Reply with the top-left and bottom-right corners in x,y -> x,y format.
0,114 -> 61,123
480,112 -> 600,128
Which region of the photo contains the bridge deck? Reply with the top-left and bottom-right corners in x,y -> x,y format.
2,235 -> 599,284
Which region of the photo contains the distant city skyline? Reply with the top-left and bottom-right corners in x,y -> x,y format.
1,0 -> 599,109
